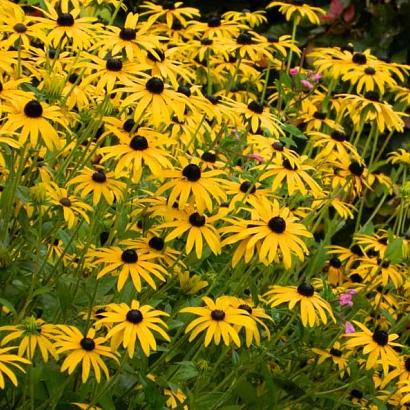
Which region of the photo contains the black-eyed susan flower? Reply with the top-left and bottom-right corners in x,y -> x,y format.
264,283 -> 336,327
381,357 -> 410,388
96,300 -> 170,357
99,128 -> 173,182
54,326 -> 118,383
141,1 -> 200,28
259,156 -> 323,198
88,243 -> 168,292
35,1 -> 100,50
155,156 -> 227,213
2,98 -> 68,151
312,342 -> 350,376
267,1 -> 326,25
344,321 -> 401,374
0,346 -> 30,389
45,182 -> 92,228
221,197 -> 312,269
67,167 -> 125,206
226,296 -> 273,346
223,10 -> 267,28
160,206 -> 222,258
180,296 -> 257,347
118,75 -> 185,126
0,317 -> 57,362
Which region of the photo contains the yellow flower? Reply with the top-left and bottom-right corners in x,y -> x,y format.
181,296 -> 257,347
0,317 -> 57,362
312,341 -> 350,376
264,283 -> 336,327
0,346 -> 30,389
267,2 -> 326,25
344,321 -> 401,375
88,243 -> 168,292
96,300 -> 170,357
67,167 -> 126,206
54,326 -> 118,383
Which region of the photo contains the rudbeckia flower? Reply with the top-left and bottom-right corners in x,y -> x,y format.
99,128 -> 173,182
267,2 -> 326,25
223,10 -> 267,28
140,1 -> 200,28
0,346 -> 30,389
221,197 -> 312,269
160,206 -> 222,258
259,156 -> 322,198
88,243 -> 168,291
264,283 -> 336,327
118,75 -> 185,126
344,321 -> 401,374
312,342 -> 350,376
2,98 -> 68,151
180,296 -> 257,347
0,317 -> 57,362
336,92 -> 405,133
381,357 -> 410,388
45,183 -> 92,229
178,270 -> 208,295
95,300 -> 170,357
67,167 -> 126,205
94,12 -> 163,61
34,1 -> 100,50
155,156 -> 227,212
54,326 -> 118,383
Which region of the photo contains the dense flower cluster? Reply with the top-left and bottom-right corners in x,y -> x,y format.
0,0 -> 409,408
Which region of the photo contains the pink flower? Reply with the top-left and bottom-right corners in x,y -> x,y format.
289,68 -> 298,76
309,72 -> 322,82
344,321 -> 355,334
301,79 -> 313,90
247,153 -> 264,163
339,293 -> 353,307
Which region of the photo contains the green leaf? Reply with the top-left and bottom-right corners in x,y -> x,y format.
169,361 -> 198,383
385,235 -> 404,264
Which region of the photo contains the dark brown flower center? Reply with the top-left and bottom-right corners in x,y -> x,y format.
268,216 -> 286,233
364,91 -> 379,102
237,32 -> 253,45
182,164 -> 201,181
331,131 -> 346,142
119,27 -> 136,40
350,389 -> 363,399
272,141 -> 284,151
189,212 -> 206,227
201,38 -> 213,46
206,95 -> 221,105
297,283 -> 314,297
405,358 -> 410,372
329,257 -> 342,268
372,330 -> 388,346
149,236 -> 164,251
350,273 -> 363,283
211,309 -> 225,320
146,77 -> 164,94
123,119 -> 135,132
57,13 -> 75,27
352,53 -> 367,65
14,23 -> 27,33
80,337 -> 95,351
329,348 -> 342,357
313,111 -> 326,120
240,181 -> 256,194
106,58 -> 123,71
24,100 -> 43,118
59,197 -> 72,207
177,85 -> 191,97
129,135 -> 148,150
364,67 -> 376,75
282,158 -> 298,170
248,100 -> 264,114
349,161 -> 364,176
207,16 -> 221,27
238,304 -> 252,314
91,171 -> 107,183
126,309 -> 143,324
121,249 -> 138,263
201,151 -> 216,163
